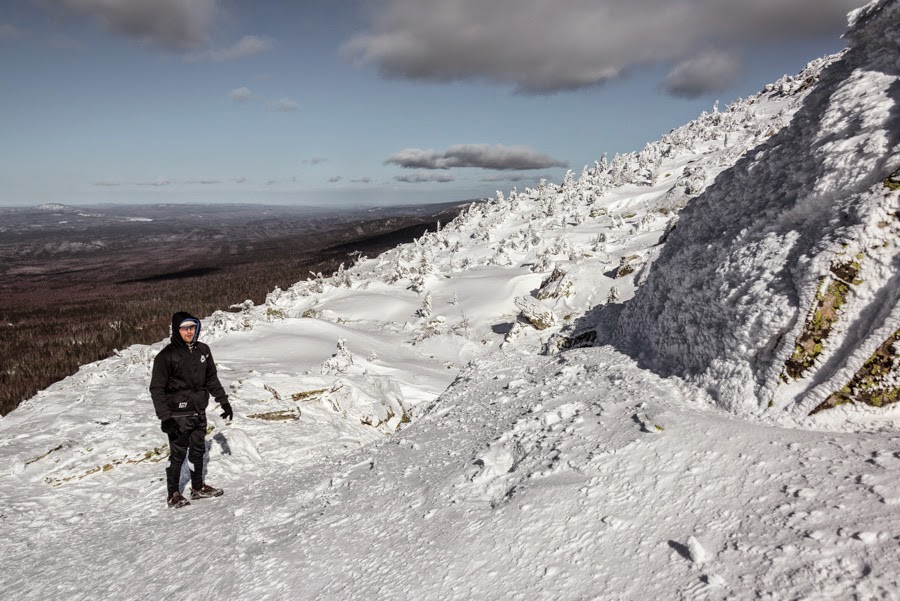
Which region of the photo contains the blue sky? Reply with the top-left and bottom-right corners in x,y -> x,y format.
0,0 -> 865,208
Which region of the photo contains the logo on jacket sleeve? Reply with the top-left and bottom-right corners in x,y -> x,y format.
201,355 -> 207,363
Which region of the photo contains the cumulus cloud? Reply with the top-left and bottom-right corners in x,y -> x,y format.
386,144 -> 566,171
229,86 -> 254,102
41,0 -> 218,51
395,173 -> 456,183
40,1 -> 272,60
205,35 -> 274,62
272,98 -> 300,112
187,35 -> 275,62
663,51 -> 743,98
342,0 -> 862,94
97,177 -> 226,186
230,89 -> 298,112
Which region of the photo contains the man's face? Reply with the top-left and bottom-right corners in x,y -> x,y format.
179,325 -> 196,343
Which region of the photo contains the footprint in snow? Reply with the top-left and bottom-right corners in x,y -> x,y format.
453,443 -> 519,506
681,573 -> 728,601
859,472 -> 900,505
705,510 -> 742,533
470,445 -> 516,495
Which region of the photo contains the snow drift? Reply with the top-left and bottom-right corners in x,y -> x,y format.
611,0 -> 900,416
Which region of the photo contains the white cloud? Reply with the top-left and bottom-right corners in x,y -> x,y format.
229,89 -> 298,112
386,144 -> 566,171
272,98 -> 300,112
663,51 -> 743,98
343,0 -> 862,94
395,173 -> 456,183
96,177 -> 229,187
136,178 -> 172,187
205,35 -> 275,62
42,0 -> 218,51
229,87 -> 254,102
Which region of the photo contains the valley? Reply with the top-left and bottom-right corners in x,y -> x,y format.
0,201 -> 471,415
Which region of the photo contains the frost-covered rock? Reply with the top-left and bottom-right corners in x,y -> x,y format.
535,268 -> 574,300
611,0 -> 900,417
515,296 -> 558,330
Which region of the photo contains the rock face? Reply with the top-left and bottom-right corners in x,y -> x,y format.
611,0 -> 900,417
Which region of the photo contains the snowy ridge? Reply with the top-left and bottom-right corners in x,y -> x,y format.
847,0 -> 900,30
2,3 -> 900,599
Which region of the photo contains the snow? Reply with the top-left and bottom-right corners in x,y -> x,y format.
2,3 -> 899,599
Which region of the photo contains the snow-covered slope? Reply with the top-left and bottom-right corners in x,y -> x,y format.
610,0 -> 900,417
2,2 -> 899,599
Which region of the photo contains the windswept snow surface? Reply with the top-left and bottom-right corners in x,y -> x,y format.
6,348 -> 900,600
2,3 -> 900,599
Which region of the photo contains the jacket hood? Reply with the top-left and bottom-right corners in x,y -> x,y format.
171,311 -> 201,345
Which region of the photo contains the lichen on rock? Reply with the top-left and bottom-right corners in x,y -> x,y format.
781,257 -> 863,381
811,328 -> 900,414
884,167 -> 900,191
615,255 -> 643,279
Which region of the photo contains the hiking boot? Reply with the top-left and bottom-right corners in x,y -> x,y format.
167,491 -> 190,508
190,483 -> 224,500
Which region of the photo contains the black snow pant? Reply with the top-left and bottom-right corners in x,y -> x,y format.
166,414 -> 207,494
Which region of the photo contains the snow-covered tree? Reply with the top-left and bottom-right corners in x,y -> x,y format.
607,286 -> 620,303
416,292 -> 433,318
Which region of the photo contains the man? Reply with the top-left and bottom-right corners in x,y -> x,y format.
150,311 -> 234,508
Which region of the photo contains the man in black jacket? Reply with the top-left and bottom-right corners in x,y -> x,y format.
150,311 -> 234,508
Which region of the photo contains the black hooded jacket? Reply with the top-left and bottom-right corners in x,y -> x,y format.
150,311 -> 228,421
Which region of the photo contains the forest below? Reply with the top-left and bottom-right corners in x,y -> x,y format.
0,202 -> 468,415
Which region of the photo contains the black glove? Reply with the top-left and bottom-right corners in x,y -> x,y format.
219,400 -> 233,421
160,418 -> 179,436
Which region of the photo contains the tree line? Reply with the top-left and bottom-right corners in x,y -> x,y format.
0,218 -> 442,416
